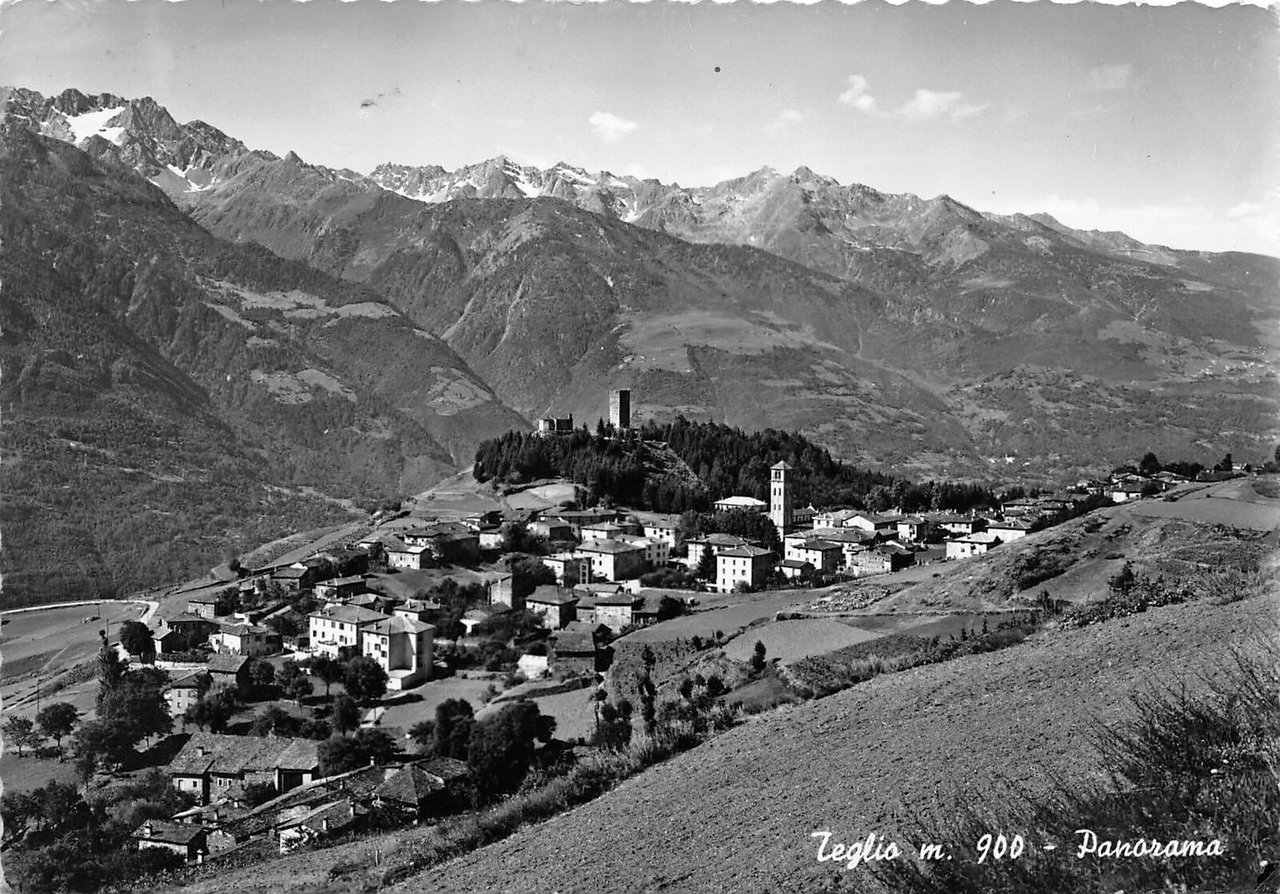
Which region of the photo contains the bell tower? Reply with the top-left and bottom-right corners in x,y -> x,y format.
769,461 -> 794,533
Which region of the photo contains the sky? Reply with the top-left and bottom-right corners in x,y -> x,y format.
1,0 -> 1277,255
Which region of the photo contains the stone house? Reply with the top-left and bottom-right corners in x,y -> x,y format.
133,820 -> 207,864
526,586 -> 580,629
168,733 -> 321,805
205,654 -> 252,692
548,622 -> 599,675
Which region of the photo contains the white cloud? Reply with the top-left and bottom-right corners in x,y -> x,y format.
1085,63 -> 1134,92
589,110 -> 638,143
838,75 -> 986,122
898,88 -> 988,122
764,108 -> 804,136
837,75 -> 879,115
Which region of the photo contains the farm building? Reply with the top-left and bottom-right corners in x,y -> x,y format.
133,820 -> 207,864
526,586 -> 580,629
168,733 -> 321,805
946,531 -> 1004,560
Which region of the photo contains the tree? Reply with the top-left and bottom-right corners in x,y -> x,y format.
343,656 -> 388,704
592,698 -> 633,751
352,727 -> 397,765
467,700 -> 555,798
276,660 -> 304,694
36,703 -> 80,758
1110,561 -> 1137,599
95,632 -> 128,713
318,728 -> 397,775
433,698 -> 476,759
638,645 -> 658,736
118,621 -> 155,659
695,546 -> 716,581
287,674 -> 313,706
99,667 -> 172,747
1138,451 -> 1162,476
332,694 -> 361,735
250,659 -> 275,690
71,719 -> 134,776
4,716 -> 42,757
184,689 -> 238,733
250,707 -> 300,738
310,654 -> 344,698
750,640 -> 768,674
1215,452 -> 1234,473
509,556 -> 557,604
409,720 -> 436,754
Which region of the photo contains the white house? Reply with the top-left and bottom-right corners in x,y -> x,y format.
574,539 -> 648,582
308,604 -> 390,659
946,531 -> 1004,560
715,546 -> 775,593
360,615 -> 434,690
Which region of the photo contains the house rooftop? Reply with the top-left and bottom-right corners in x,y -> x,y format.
713,495 -> 767,508
528,585 -> 579,606
134,820 -> 206,846
168,733 -> 319,777
206,654 -> 249,674
718,546 -> 774,559
595,591 -> 642,606
310,604 -> 390,626
367,615 -> 435,637
687,533 -> 751,547
575,539 -> 645,555
771,460 -> 795,471
322,575 -> 367,588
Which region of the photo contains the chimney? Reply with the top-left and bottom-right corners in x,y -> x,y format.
197,746 -> 207,756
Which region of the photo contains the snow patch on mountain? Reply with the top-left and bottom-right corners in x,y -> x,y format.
64,106 -> 126,145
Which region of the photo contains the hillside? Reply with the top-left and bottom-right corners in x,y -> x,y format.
866,477 -> 1279,614
0,124 -> 525,605
148,583 -> 1278,894
7,87 -> 1276,480
137,481 -> 1280,894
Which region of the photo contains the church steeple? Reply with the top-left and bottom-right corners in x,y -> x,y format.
769,460 -> 794,533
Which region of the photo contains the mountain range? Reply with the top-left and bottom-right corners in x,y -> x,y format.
2,85 -> 1277,601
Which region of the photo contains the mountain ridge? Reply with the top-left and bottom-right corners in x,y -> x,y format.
4,85 -> 1277,483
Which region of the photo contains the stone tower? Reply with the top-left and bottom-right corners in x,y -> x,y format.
609,389 -> 631,430
769,460 -> 794,533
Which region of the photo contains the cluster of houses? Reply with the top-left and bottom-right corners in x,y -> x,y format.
135,731 -> 473,863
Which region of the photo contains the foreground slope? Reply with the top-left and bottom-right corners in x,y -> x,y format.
405,597 -> 1277,894
155,587 -> 1277,894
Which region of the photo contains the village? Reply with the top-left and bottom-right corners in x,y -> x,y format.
0,390 -> 1231,878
